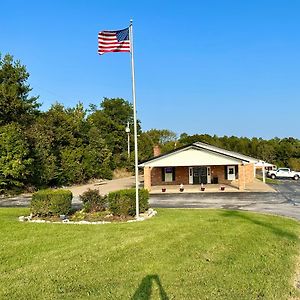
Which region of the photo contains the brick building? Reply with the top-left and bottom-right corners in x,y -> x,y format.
139,142 -> 258,191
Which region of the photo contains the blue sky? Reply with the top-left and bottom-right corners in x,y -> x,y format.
1,0 -> 300,139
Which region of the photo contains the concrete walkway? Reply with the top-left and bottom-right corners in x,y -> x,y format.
150,179 -> 275,194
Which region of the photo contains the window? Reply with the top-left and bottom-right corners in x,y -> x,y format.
163,167 -> 175,182
228,167 -> 234,174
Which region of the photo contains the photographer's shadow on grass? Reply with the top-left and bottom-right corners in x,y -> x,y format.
221,209 -> 298,241
131,274 -> 169,300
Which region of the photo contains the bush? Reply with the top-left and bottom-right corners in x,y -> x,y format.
108,188 -> 149,216
79,189 -> 107,212
30,189 -> 72,216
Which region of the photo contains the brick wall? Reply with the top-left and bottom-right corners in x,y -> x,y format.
246,163 -> 255,183
144,167 -> 152,190
143,163 -> 255,190
211,165 -> 240,185
211,166 -> 227,184
238,163 -> 255,190
151,166 -> 189,186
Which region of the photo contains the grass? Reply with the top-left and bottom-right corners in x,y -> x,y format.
257,175 -> 281,185
0,208 -> 300,299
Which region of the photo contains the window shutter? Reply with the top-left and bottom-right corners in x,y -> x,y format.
224,166 -> 228,180
172,167 -> 176,181
235,165 -> 239,179
161,168 -> 165,182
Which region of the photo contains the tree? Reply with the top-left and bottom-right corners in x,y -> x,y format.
145,129 -> 177,146
288,158 -> 300,171
0,123 -> 33,192
138,132 -> 154,161
27,102 -> 113,186
26,120 -> 58,186
0,54 -> 40,126
88,98 -> 140,167
27,103 -> 85,185
82,127 -> 113,179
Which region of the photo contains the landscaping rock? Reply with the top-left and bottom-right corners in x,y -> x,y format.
18,210 -> 155,224
126,217 -> 143,222
147,208 -> 157,217
78,220 -> 90,224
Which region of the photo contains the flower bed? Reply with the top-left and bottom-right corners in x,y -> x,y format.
19,208 -> 157,224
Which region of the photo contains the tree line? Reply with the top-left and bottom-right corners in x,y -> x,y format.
0,54 -> 299,194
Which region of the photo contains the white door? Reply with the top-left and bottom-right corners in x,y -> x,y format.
207,167 -> 211,183
189,167 -> 193,184
227,166 -> 235,180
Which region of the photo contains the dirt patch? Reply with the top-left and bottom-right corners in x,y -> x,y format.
113,168 -> 133,179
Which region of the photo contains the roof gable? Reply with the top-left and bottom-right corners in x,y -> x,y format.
139,145 -> 250,167
193,142 -> 258,163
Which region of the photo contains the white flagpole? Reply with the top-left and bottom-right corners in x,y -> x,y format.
129,19 -> 139,218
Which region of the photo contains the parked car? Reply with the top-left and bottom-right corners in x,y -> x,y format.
267,168 -> 300,180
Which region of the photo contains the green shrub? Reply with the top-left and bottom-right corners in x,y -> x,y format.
108,188 -> 149,216
79,189 -> 107,212
30,189 -> 72,216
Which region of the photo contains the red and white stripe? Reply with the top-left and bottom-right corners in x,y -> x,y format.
98,31 -> 131,55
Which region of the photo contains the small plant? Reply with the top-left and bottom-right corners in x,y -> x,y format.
31,189 -> 72,216
80,189 -> 107,212
70,210 -> 87,221
179,183 -> 184,192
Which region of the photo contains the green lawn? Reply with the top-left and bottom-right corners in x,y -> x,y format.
257,175 -> 281,185
0,208 -> 300,300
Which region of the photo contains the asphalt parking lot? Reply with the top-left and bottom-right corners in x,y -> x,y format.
270,179 -> 300,204
150,179 -> 300,220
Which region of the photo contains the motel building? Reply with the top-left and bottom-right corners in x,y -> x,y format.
139,142 -> 260,192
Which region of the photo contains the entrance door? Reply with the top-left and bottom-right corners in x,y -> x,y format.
199,167 -> 207,184
193,167 -> 200,184
227,166 -> 236,180
193,167 -> 207,184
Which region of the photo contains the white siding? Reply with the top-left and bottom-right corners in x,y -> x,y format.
141,148 -> 243,167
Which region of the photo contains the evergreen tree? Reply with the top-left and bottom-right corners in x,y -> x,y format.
0,54 -> 40,126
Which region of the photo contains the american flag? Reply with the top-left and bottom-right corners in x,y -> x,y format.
98,27 -> 131,55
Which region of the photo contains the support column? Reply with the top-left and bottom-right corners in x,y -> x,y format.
144,167 -> 152,191
238,164 -> 245,190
